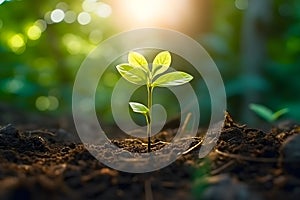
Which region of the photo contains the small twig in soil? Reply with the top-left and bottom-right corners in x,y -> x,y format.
150,141 -> 170,145
210,160 -> 235,175
215,149 -> 278,163
25,129 -> 56,137
182,139 -> 203,155
178,112 -> 192,136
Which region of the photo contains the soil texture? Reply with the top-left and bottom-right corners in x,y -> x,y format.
0,112 -> 300,200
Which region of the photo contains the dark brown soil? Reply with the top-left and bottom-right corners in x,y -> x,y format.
0,112 -> 300,200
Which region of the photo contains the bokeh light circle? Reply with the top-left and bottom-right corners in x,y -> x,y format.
50,9 -> 65,23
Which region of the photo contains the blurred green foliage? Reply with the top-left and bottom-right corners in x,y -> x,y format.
0,0 -> 116,115
0,0 -> 299,125
265,0 -> 300,120
200,0 -> 300,123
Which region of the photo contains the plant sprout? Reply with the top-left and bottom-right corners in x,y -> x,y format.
249,103 -> 289,123
116,51 -> 193,152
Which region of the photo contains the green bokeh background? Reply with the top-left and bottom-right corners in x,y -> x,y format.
0,0 -> 299,126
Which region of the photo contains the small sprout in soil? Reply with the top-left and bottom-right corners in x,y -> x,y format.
249,103 -> 289,123
116,51 -> 193,152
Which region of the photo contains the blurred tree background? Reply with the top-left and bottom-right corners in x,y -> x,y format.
0,0 -> 299,127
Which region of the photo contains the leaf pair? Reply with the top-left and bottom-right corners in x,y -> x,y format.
116,51 -> 194,122
249,103 -> 289,122
127,51 -> 171,79
116,51 -> 193,87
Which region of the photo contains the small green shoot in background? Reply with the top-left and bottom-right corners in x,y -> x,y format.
249,103 -> 289,123
116,51 -> 193,152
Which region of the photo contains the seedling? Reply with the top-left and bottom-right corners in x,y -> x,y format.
116,51 -> 193,152
249,103 -> 289,123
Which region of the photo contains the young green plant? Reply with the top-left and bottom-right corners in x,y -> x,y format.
116,51 -> 193,152
249,103 -> 289,123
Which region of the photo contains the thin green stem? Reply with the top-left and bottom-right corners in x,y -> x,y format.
145,113 -> 151,153
146,85 -> 153,152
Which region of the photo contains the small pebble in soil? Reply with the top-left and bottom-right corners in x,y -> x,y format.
280,134 -> 300,177
0,124 -> 18,138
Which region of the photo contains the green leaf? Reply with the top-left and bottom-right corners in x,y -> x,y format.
272,108 -> 289,121
116,64 -> 147,85
152,51 -> 171,78
128,51 -> 149,72
129,102 -> 149,114
249,104 -> 274,122
152,71 -> 193,87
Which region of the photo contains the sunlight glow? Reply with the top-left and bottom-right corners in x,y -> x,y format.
124,0 -> 168,22
0,0 -> 5,5
112,0 -> 189,29
140,1 -> 159,21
